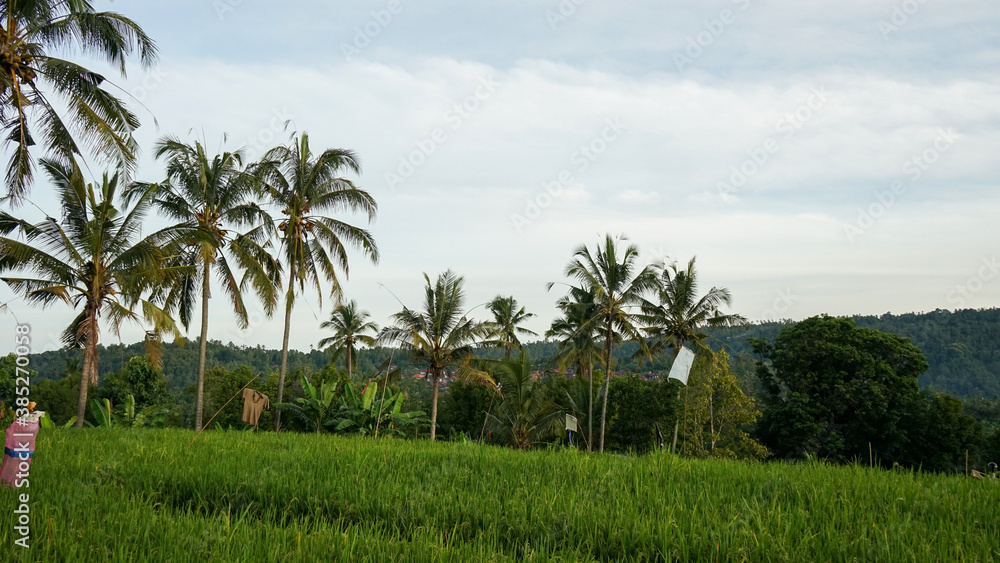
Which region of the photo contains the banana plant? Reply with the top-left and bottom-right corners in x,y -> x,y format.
330,381 -> 427,437
274,377 -> 340,433
89,398 -> 115,428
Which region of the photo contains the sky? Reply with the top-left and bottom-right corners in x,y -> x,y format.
2,0 -> 1000,355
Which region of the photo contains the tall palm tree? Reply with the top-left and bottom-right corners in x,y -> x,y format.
546,285 -> 601,451
0,159 -> 185,427
638,256 -> 747,453
380,270 -> 486,440
485,295 -> 537,359
257,132 -> 379,431
317,299 -> 378,379
638,257 -> 747,360
126,136 -> 282,431
550,234 -> 657,452
0,1 -> 157,204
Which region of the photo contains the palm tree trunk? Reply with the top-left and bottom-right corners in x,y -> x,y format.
346,343 -> 353,379
195,258 -> 210,431
599,323 -> 614,452
430,367 -> 439,440
75,312 -> 99,428
588,356 -> 593,453
275,278 -> 295,432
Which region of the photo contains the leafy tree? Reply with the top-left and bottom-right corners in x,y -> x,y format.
380,270 -> 486,440
0,159 -> 186,427
677,350 -> 768,461
127,137 -> 281,430
32,358 -> 78,425
437,379 -> 496,441
484,295 -> 537,358
0,0 -> 157,204
604,373 -> 681,454
318,299 -> 378,378
483,351 -> 563,450
905,391 -> 983,472
753,315 -> 929,464
551,234 -> 657,452
98,355 -> 168,410
257,132 -> 379,431
546,285 -> 602,451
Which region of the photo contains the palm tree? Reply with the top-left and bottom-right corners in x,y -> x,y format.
126,136 -> 282,431
317,299 -> 378,378
0,159 -> 185,427
638,256 -> 747,453
546,285 -> 601,451
638,257 -> 747,360
0,1 -> 157,204
380,270 -> 486,440
550,234 -> 657,452
483,351 -> 563,450
485,295 -> 537,358
257,132 -> 379,431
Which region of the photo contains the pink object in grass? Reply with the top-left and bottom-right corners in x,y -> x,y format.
0,416 -> 42,488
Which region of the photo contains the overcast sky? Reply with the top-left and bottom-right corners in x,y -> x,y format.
3,0 -> 1000,355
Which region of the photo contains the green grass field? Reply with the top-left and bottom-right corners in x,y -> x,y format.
1,429 -> 998,562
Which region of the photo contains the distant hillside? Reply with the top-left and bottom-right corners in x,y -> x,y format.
24,308 -> 1000,398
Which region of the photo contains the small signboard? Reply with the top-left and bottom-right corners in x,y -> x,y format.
565,414 -> 578,433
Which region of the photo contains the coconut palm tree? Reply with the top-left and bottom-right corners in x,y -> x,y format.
484,295 -> 537,359
638,256 -> 747,453
317,299 -> 378,379
257,132 -> 379,431
125,136 -> 282,431
550,234 -> 657,452
0,159 -> 185,427
638,257 -> 747,360
379,270 -> 486,440
483,351 -> 563,450
546,284 -> 601,451
0,1 -> 157,204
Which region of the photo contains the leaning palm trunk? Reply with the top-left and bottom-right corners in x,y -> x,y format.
276,285 -> 294,432
195,258 -> 211,430
599,324 -> 614,452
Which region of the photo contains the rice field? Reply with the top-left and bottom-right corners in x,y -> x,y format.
0,428 -> 998,562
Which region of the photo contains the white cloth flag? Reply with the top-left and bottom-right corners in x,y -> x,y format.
667,346 -> 696,385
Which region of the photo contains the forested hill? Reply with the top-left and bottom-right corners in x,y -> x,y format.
23,308 -> 1000,398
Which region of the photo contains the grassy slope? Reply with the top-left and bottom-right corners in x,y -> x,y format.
1,429 -> 998,562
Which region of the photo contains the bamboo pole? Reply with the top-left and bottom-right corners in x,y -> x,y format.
187,374 -> 259,448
